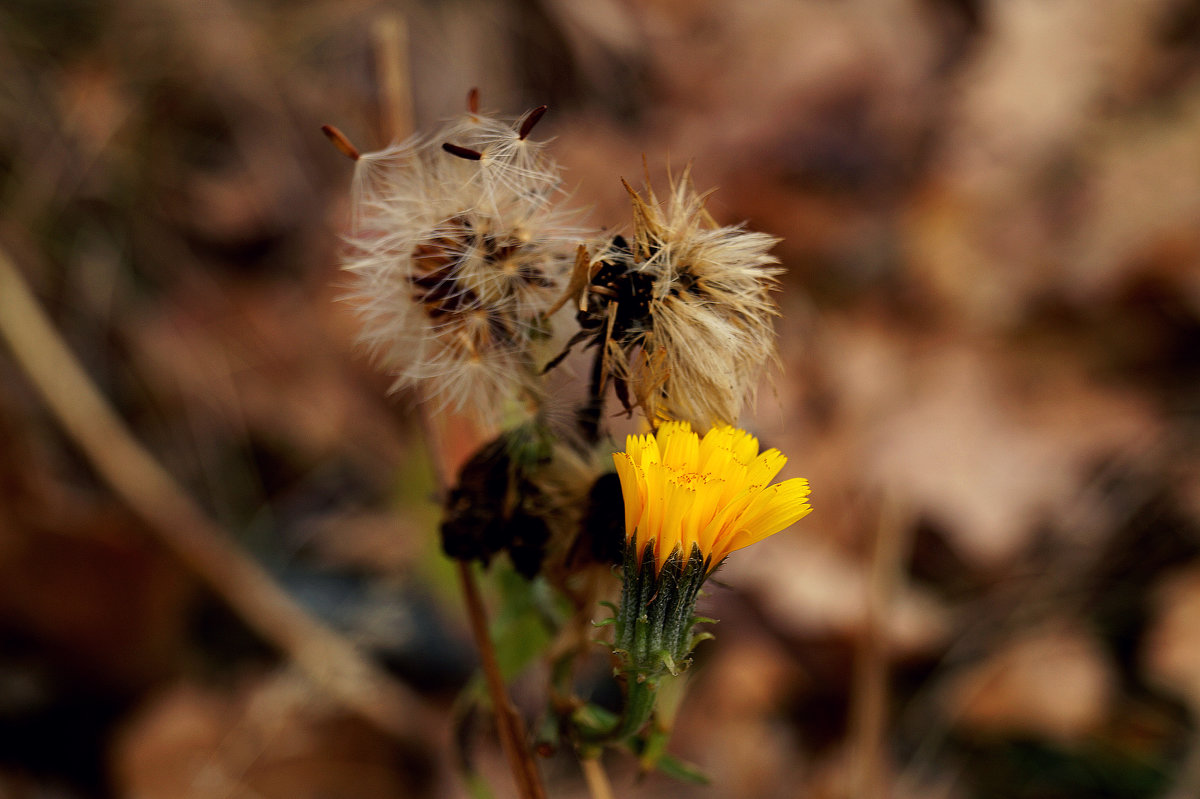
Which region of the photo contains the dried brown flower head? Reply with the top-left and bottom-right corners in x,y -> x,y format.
551,170 -> 782,431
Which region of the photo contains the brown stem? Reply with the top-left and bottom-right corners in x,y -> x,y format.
850,492 -> 913,799
418,400 -> 544,797
372,14 -> 413,144
457,560 -> 546,799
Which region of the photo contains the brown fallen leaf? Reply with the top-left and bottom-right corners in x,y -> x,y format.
1143,565 -> 1200,710
944,622 -> 1115,743
113,671 -> 441,799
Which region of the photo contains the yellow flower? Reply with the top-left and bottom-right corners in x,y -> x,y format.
612,421 -> 811,574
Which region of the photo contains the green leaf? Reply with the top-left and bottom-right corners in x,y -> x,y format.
488,567 -> 560,679
654,753 -> 711,785
572,701 -> 619,738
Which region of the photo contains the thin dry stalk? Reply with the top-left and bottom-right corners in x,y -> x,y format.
457,559 -> 547,799
579,756 -> 616,799
373,14 -> 413,146
0,247 -> 432,742
850,493 -> 913,799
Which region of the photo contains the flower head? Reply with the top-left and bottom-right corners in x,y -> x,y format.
440,421 -> 595,580
343,105 -> 580,422
612,421 -> 810,575
597,420 -> 810,733
563,173 -> 782,430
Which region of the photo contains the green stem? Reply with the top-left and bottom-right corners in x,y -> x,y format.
577,672 -> 659,747
638,672 -> 687,771
611,674 -> 659,741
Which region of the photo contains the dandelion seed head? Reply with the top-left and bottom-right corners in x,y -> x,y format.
341,106 -> 580,423
620,171 -> 783,429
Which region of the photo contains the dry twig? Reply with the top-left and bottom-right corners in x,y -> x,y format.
0,246 -> 432,742
851,492 -> 914,799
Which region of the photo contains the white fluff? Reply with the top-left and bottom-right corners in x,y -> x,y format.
342,110 -> 581,424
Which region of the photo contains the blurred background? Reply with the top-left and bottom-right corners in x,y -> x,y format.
3,0 -> 1200,797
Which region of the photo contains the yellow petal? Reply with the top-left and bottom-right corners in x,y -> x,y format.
613,423 -> 811,574
612,452 -> 643,541
713,479 -> 811,561
746,448 -> 787,486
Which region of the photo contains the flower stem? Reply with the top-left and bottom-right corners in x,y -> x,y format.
578,671 -> 658,746
638,673 -> 687,772
457,560 -> 547,799
612,674 -> 659,741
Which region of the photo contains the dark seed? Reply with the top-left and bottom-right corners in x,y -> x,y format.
442,142 -> 483,160
518,105 -> 549,140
